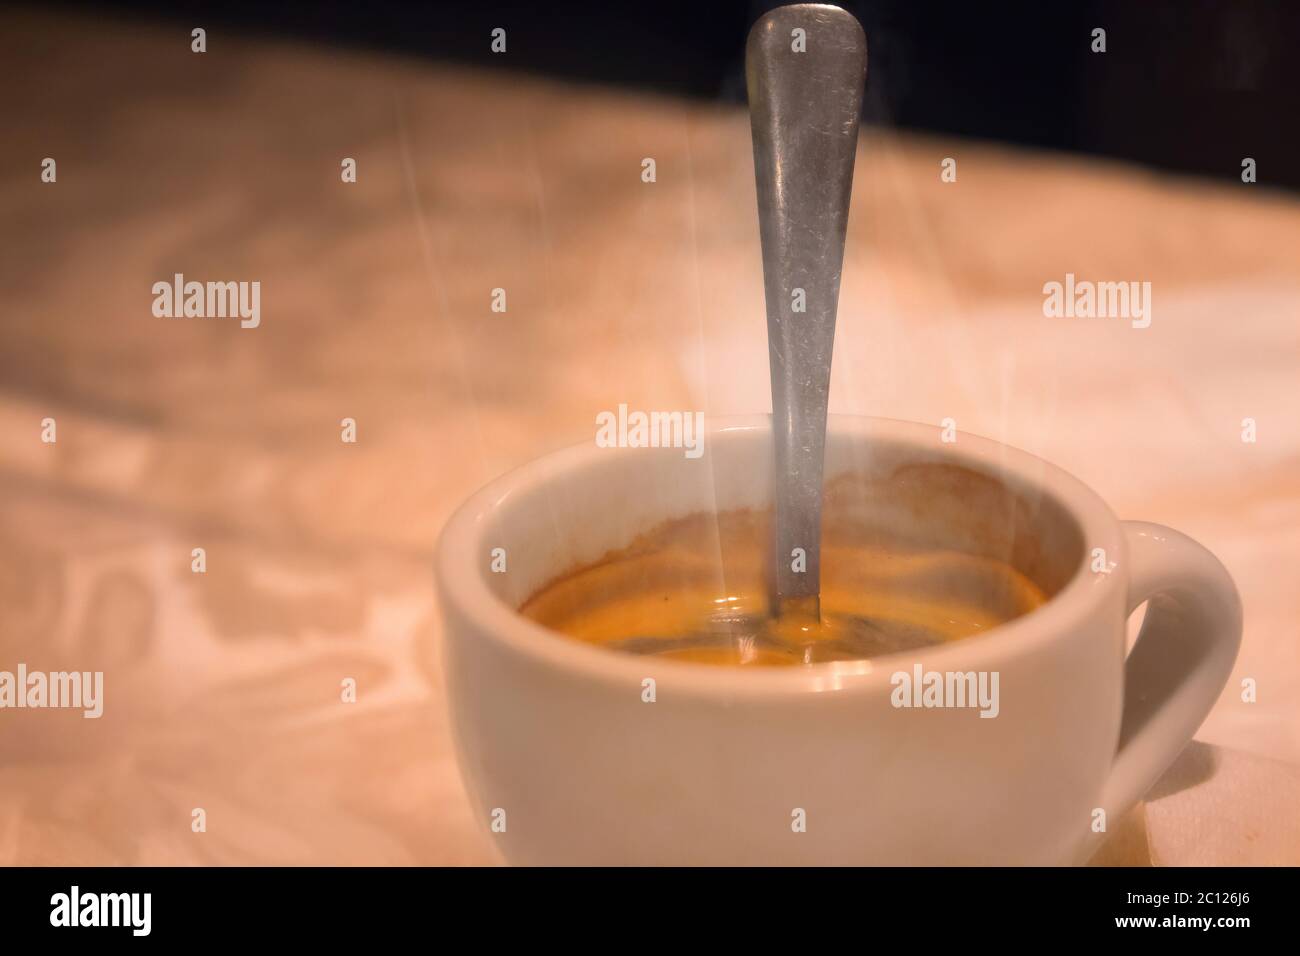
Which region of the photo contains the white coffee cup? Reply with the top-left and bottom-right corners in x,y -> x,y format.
435,416 -> 1241,865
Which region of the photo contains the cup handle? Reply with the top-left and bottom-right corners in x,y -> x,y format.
1098,521 -> 1242,819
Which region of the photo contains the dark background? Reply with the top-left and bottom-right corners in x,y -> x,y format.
50,0 -> 1300,190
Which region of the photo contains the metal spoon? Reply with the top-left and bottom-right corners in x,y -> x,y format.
746,3 -> 867,621
606,5 -> 883,665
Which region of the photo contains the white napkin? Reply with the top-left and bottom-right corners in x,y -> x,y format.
1091,740 -> 1300,865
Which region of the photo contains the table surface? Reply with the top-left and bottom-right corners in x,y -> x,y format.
1,9 -> 1298,864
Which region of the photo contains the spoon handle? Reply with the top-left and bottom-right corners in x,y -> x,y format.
746,4 -> 867,614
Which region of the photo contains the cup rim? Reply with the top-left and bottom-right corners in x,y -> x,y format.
435,415 -> 1125,699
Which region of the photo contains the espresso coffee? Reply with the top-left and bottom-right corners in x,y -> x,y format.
521,478 -> 1049,666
